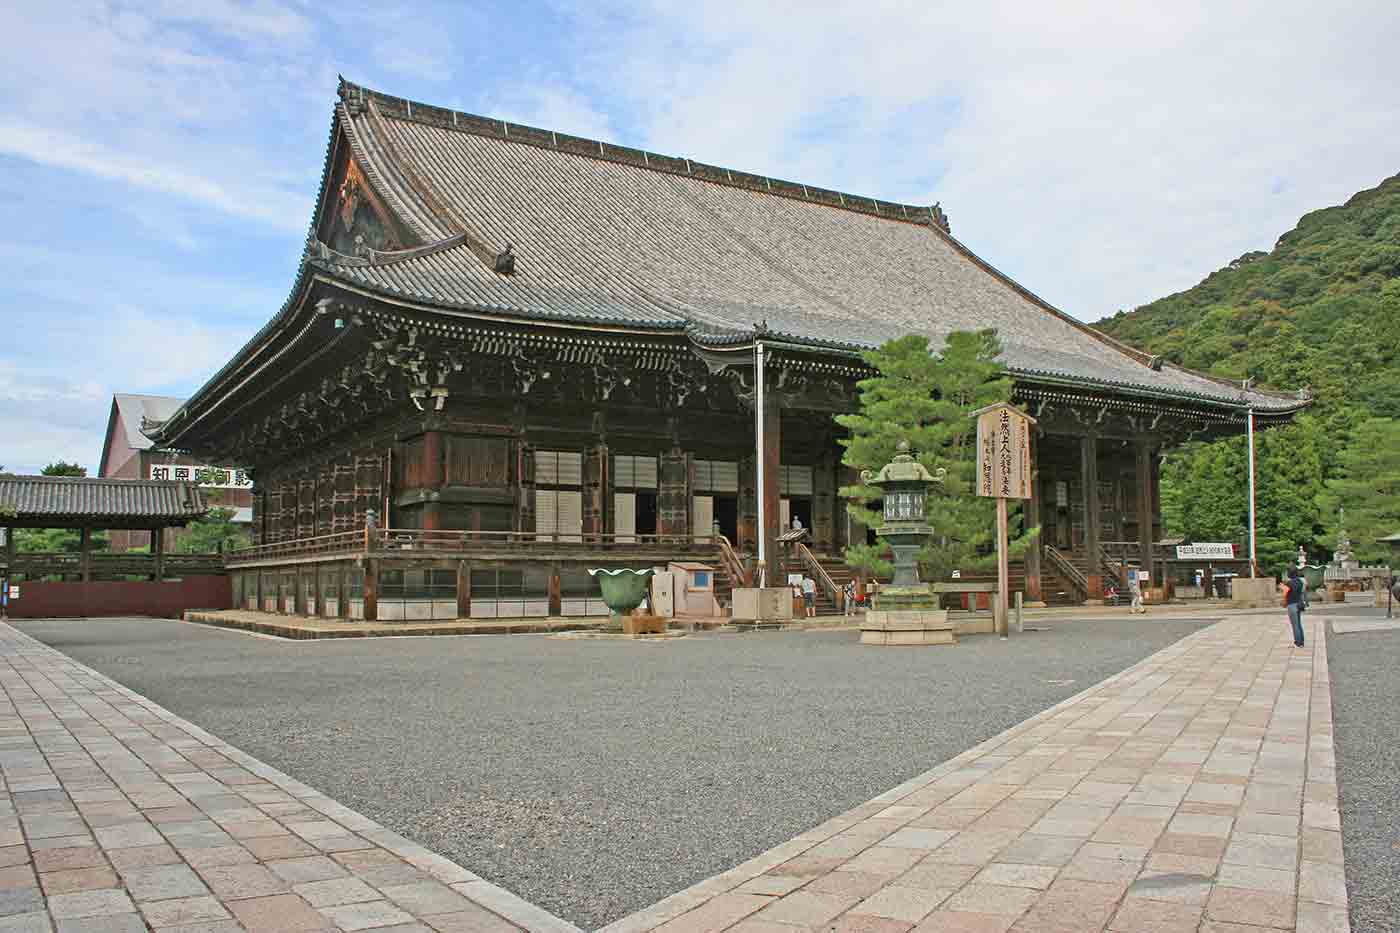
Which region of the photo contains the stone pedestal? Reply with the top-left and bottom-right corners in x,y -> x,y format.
1231,577 -> 1280,609
732,587 -> 793,624
622,614 -> 668,635
861,609 -> 954,646
860,583 -> 956,646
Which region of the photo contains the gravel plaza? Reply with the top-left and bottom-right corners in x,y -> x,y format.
0,607 -> 1390,931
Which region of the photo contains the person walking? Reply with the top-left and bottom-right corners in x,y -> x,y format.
1127,570 -> 1146,614
1285,567 -> 1309,647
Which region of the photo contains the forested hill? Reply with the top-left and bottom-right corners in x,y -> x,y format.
1093,173 -> 1400,568
1096,172 -> 1400,422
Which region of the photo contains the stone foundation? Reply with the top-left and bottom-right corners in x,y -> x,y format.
860,609 -> 955,646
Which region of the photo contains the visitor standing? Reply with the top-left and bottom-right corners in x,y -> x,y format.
1285,567 -> 1308,647
1127,571 -> 1146,613
801,576 -> 817,617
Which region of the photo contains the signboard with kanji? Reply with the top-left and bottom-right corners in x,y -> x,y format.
148,464 -> 251,489
974,403 -> 1034,499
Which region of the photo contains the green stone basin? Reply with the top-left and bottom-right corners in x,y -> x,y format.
588,568 -> 656,623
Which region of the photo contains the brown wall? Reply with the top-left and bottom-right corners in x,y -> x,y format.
6,576 -> 231,619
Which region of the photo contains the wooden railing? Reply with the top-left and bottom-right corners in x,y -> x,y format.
228,527 -> 727,565
714,534 -> 750,589
794,541 -> 843,611
1044,545 -> 1088,598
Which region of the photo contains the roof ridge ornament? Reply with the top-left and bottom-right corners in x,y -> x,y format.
494,243 -> 516,275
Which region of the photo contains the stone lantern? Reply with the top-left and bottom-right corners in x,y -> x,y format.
858,441 -> 953,645
862,441 -> 943,588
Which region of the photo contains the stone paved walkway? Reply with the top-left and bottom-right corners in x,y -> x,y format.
0,622 -> 581,933
603,614 -> 1348,933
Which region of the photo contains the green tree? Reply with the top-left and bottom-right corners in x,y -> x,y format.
177,507 -> 250,554
40,461 -> 86,476
13,460 -> 104,551
835,330 -> 1034,581
1319,418 -> 1400,563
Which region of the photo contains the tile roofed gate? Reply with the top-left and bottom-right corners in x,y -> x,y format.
145,78 -> 1306,622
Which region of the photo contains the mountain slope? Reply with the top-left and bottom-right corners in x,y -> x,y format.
1097,173 -> 1400,423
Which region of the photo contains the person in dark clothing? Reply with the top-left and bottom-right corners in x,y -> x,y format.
1284,567 -> 1308,647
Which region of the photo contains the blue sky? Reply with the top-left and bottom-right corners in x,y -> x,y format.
2,0 -> 1399,475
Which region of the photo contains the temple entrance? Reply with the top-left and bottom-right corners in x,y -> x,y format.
713,495 -> 738,542
781,496 -> 812,533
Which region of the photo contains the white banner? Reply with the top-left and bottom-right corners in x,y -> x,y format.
1175,543 -> 1236,560
149,464 -> 252,489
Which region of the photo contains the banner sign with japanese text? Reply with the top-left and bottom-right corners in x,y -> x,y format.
1175,543 -> 1236,560
148,464 -> 251,489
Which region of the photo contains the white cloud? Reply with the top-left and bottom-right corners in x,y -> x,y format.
0,122 -> 309,232
568,0 -> 1400,320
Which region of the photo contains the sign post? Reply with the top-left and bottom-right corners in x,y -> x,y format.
972,403 -> 1036,638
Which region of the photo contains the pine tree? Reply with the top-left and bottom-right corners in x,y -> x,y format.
1319,418 -> 1400,563
835,330 -> 1033,581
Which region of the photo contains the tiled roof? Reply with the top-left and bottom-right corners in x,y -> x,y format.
113,394 -> 183,451
314,80 -> 1302,413
0,476 -> 207,527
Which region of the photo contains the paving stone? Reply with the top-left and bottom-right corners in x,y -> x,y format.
1204,886 -> 1296,929
911,910 -> 1015,932
242,835 -> 318,860
265,855 -> 347,885
53,915 -> 146,933
137,894 -> 232,926
1107,897 -> 1202,933
752,890 -> 859,926
104,844 -> 180,870
734,874 -> 806,897
294,876 -> 382,907
423,904 -> 522,932
994,834 -> 1082,868
940,884 -> 1039,917
228,893 -> 334,931
970,863 -> 1056,890
0,912 -> 52,933
46,888 -> 136,919
0,889 -> 44,917
381,880 -> 477,916
852,885 -> 950,923
196,863 -> 290,899
37,867 -> 116,895
123,863 -> 210,901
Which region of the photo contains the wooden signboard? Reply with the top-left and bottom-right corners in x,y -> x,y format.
970,404 -> 1037,637
975,404 -> 1034,500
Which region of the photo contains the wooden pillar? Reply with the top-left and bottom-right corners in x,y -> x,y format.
583,443 -> 608,541
760,391 -> 781,583
1024,433 -> 1043,603
337,563 -> 349,619
312,564 -> 324,618
422,431 -> 444,531
456,560 -> 471,618
79,528 -> 92,583
363,558 -> 379,622
152,527 -> 165,582
547,563 -> 562,616
1080,433 -> 1102,599
737,455 -> 757,551
1136,437 -> 1155,582
255,569 -> 265,612
813,450 -> 836,553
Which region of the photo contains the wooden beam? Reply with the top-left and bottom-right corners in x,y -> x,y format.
152,527 -> 164,582
1080,433 -> 1101,599
1024,432 -> 1043,603
760,389 -> 781,583
79,528 -> 92,583
363,558 -> 379,622
1137,437 -> 1155,581
456,559 -> 471,619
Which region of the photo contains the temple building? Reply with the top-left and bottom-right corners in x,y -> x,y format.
146,79 -> 1306,620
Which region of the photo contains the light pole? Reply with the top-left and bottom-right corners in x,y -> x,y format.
1247,404 -> 1258,578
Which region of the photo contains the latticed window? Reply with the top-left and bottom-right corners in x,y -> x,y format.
534,450 -> 583,540
779,465 -> 814,496
693,459 -> 738,492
